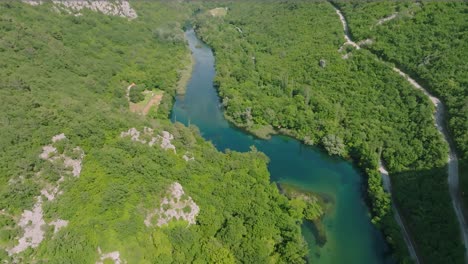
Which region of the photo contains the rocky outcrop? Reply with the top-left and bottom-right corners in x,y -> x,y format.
7,134 -> 81,255
145,182 -> 199,227
49,219 -> 69,234
357,38 -> 373,47
8,197 -> 46,255
182,152 -> 195,162
319,59 -> 326,68
209,7 -> 227,17
159,131 -> 176,152
22,0 -> 137,20
376,13 -> 397,25
96,247 -> 124,264
39,134 -> 84,203
121,127 -> 176,153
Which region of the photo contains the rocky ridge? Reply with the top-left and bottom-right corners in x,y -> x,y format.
22,0 -> 137,19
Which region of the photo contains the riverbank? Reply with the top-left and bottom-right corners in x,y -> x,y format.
176,50 -> 195,95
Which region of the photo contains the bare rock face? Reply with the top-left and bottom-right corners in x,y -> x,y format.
49,219 -> 69,234
159,131 -> 176,152
8,134 -> 81,255
22,0 -> 138,20
182,152 -> 195,162
96,247 -> 124,264
145,182 -> 200,227
357,38 -> 373,47
22,0 -> 43,5
8,197 -> 46,255
40,135 -> 85,180
319,59 -> 326,68
121,127 -> 176,153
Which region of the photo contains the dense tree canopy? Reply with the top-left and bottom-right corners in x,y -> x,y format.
335,1 -> 468,217
194,1 -> 464,262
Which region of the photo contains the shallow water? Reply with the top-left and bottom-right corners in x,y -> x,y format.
171,29 -> 392,264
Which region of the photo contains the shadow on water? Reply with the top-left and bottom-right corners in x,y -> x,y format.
171,28 -> 394,264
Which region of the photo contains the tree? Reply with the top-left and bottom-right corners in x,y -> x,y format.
322,134 -> 346,156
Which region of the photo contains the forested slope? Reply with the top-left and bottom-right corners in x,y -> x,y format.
0,2 -> 308,263
335,1 -> 468,210
194,1 -> 463,263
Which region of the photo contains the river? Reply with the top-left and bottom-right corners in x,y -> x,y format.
171,29 -> 393,264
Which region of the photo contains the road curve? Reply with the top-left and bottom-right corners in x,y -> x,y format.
393,69 -> 468,263
331,4 -> 468,263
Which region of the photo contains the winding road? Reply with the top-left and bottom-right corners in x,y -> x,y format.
379,162 -> 420,263
332,4 -> 468,263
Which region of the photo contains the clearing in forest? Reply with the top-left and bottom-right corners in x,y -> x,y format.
209,7 -> 227,17
129,89 -> 164,115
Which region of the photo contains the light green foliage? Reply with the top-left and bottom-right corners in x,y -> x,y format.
194,1 -> 461,262
0,2 -> 306,263
322,134 -> 346,157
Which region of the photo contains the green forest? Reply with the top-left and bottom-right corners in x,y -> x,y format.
1,1 -> 467,263
0,1 -> 312,263
334,0 -> 468,225
193,1 -> 466,263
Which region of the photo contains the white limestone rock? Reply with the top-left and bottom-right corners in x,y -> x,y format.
145,182 -> 199,227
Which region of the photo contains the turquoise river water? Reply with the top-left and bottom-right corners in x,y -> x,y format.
171,29 -> 393,264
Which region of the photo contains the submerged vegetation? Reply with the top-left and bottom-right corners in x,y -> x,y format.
194,1 -> 464,262
278,183 -> 327,246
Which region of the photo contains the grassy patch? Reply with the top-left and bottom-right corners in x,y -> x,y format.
248,125 -> 277,140
129,89 -> 164,115
209,7 -> 227,17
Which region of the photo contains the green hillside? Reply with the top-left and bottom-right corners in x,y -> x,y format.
0,2 -> 307,263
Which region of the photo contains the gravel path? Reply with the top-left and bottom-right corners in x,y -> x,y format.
379,162 -> 420,263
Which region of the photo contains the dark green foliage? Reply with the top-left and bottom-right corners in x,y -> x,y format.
393,167 -> 465,264
334,2 -> 468,262
129,85 -> 145,103
338,0 -> 467,157
194,1 -> 462,262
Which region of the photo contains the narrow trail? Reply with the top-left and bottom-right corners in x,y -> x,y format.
331,4 -> 468,263
379,162 -> 421,264
142,94 -> 163,115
